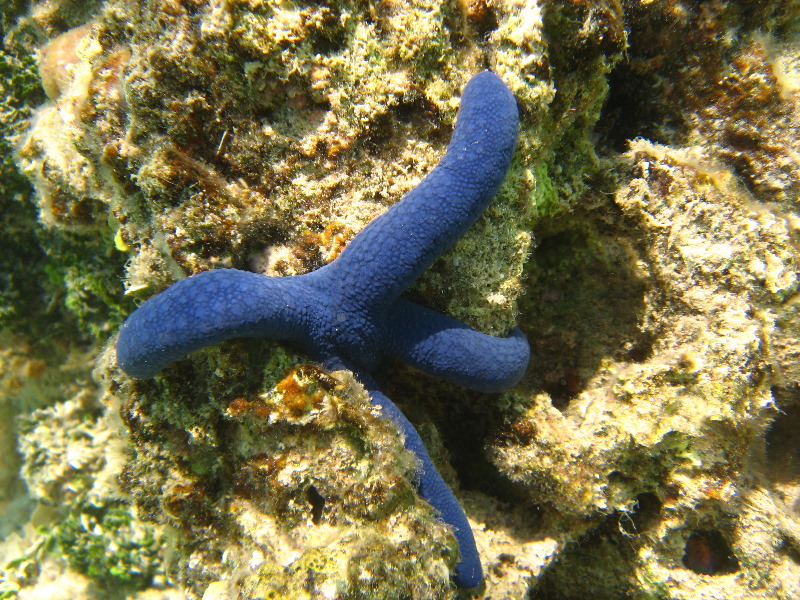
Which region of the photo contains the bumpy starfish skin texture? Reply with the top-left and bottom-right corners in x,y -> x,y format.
116,70 -> 529,588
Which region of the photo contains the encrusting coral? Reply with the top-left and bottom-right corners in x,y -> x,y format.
2,0 -> 800,599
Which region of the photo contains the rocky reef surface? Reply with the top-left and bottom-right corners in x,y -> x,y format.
1,1 -> 799,599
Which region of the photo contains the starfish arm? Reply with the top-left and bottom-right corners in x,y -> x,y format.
116,269 -> 313,378
323,358 -> 483,589
385,299 -> 530,393
367,385 -> 483,588
330,70 -> 518,309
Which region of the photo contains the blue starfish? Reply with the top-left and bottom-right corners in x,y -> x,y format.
116,70 -> 529,588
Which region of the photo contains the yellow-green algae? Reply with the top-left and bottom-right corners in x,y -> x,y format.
1,0 -> 800,599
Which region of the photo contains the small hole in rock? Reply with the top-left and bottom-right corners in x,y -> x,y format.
623,334 -> 655,364
543,366 -> 581,410
620,492 -> 663,535
468,2 -> 499,38
306,484 -> 325,524
682,529 -> 740,575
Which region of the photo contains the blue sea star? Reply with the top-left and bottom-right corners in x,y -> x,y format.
116,70 -> 529,588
